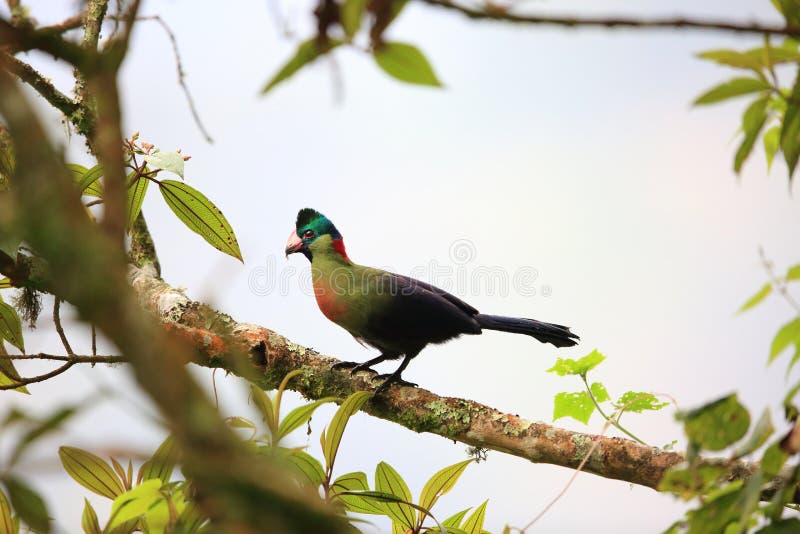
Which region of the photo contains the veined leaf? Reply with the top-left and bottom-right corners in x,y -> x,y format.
144,150 -> 184,178
4,477 -> 49,534
284,450 -> 325,488
547,349 -> 605,377
0,300 -> 24,351
0,277 -> 11,289
461,500 -> 488,534
739,283 -> 773,313
419,460 -> 473,521
693,77 -> 770,106
658,463 -> 729,500
109,479 -> 162,530
679,394 -> 750,451
337,491 -> 394,515
734,96 -> 768,173
0,488 -> 14,534
158,179 -> 242,262
59,446 -> 125,499
375,462 -> 415,529
262,38 -> 343,95
553,390 -> 594,424
68,164 -> 103,197
81,499 -> 101,534
373,42 -> 442,87
323,391 -> 371,471
250,384 -> 277,435
331,471 -> 369,497
126,174 -> 149,231
139,436 -> 179,484
442,508 -> 471,528
0,343 -> 28,394
276,397 -> 337,442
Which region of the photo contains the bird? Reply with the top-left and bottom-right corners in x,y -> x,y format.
285,208 -> 579,394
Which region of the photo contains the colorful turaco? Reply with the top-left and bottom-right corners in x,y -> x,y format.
285,208 -> 579,394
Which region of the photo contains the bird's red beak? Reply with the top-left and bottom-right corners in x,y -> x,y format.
284,230 -> 303,257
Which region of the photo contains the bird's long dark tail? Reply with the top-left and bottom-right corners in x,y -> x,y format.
475,314 -> 579,348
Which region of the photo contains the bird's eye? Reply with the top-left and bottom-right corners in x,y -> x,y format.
303,229 -> 315,239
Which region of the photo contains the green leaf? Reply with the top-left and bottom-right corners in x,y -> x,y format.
59,446 -> 126,499
336,491 -> 392,515
553,390 -> 594,424
733,409 -> 774,458
68,164 -> 104,198
679,394 -> 750,451
341,0 -> 367,38
769,317 -> 800,365
109,479 -> 163,530
685,482 -> 743,534
547,349 -> 606,377
615,391 -> 669,413
761,441 -> 788,478
11,406 -> 78,466
4,477 -> 49,533
81,498 -> 101,534
658,463 -> 729,500
373,42 -> 442,87
375,462 -> 415,529
158,179 -> 243,262
284,450 -> 325,489
0,488 -> 14,534
738,283 -> 772,312
276,397 -> 337,443
144,150 -> 184,178
693,77 -> 770,106
734,96 -> 768,173
590,382 -> 610,403
262,38 -> 343,95
126,175 -> 149,230
442,508 -> 471,528
757,519 -> 800,533
0,300 -> 24,351
0,344 -> 28,394
781,70 -> 800,179
139,436 -> 179,484
461,500 -> 488,534
250,384 -> 276,435
787,264 -> 800,281
323,391 -> 371,471
331,471 -> 369,496
764,125 -> 781,171
419,459 -> 473,522
697,50 -> 762,70
0,277 -> 10,289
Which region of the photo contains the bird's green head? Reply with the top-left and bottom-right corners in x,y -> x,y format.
285,208 -> 347,261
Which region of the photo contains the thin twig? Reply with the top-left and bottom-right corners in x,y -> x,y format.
126,15 -> 213,143
760,247 -> 800,314
1,52 -> 79,117
581,374 -> 647,445
419,0 -> 800,37
53,297 -> 74,355
0,352 -> 124,363
91,323 -> 97,356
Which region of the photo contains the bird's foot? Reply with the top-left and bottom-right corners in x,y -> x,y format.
372,373 -> 418,394
331,361 -> 378,375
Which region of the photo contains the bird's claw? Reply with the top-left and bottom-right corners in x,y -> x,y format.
331,361 -> 378,376
372,374 -> 418,394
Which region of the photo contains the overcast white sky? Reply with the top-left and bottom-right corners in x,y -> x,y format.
2,1 -> 800,532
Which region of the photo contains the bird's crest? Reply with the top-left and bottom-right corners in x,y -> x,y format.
296,208 -> 325,231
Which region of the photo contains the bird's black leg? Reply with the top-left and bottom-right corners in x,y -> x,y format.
331,352 -> 398,375
373,352 -> 418,394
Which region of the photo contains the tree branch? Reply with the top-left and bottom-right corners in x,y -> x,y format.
418,0 -> 800,37
1,52 -> 79,117
125,234 -> 771,497
0,353 -> 124,390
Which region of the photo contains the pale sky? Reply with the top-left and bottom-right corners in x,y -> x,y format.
2,1 -> 799,533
